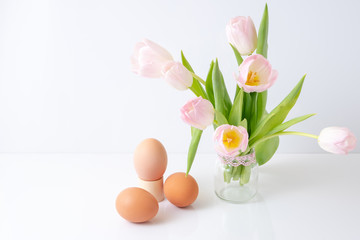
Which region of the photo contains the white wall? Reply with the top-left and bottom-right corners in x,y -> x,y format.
0,0 -> 359,154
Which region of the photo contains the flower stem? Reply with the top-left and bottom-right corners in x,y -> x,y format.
191,72 -> 206,85
240,165 -> 251,185
250,131 -> 319,149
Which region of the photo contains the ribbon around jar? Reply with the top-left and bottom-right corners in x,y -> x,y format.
219,152 -> 256,167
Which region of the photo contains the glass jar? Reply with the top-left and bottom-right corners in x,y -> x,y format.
214,148 -> 258,203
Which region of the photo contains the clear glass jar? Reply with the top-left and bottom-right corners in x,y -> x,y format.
214,149 -> 258,203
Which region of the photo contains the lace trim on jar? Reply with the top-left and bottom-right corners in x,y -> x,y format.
218,152 -> 256,167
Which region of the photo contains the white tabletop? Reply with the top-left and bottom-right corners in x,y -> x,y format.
1,153 -> 359,240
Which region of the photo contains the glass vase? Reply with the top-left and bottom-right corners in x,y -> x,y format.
214,148 -> 258,203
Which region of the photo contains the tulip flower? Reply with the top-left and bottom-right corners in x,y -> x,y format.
161,61 -> 193,90
226,16 -> 257,56
318,127 -> 356,154
235,54 -> 278,93
180,97 -> 214,130
214,124 -> 249,158
131,39 -> 173,78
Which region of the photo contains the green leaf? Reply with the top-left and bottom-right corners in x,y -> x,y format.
255,135 -> 279,166
205,61 -> 215,106
212,60 -> 225,115
250,75 -> 306,144
214,110 -> 228,126
249,92 -> 258,135
220,72 -> 233,116
188,80 -> 208,99
230,44 -> 244,65
240,165 -> 252,185
242,92 -> 252,130
186,128 -> 203,175
266,113 -> 316,136
181,50 -> 195,72
228,88 -> 244,126
256,4 -> 269,58
234,86 -> 240,102
212,59 -> 232,118
181,51 -> 208,99
238,119 -> 248,129
256,91 -> 267,123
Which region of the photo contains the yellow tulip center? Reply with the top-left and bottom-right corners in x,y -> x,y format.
245,70 -> 260,86
222,129 -> 242,151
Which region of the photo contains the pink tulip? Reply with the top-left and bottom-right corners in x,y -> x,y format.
161,61 -> 193,90
235,54 -> 278,93
226,16 -> 257,56
318,127 -> 356,154
180,97 -> 214,130
213,124 -> 249,157
131,39 -> 173,78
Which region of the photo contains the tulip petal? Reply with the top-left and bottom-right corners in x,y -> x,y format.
226,16 -> 257,56
131,39 -> 173,78
143,39 -> 173,63
163,61 -> 193,91
213,124 -> 249,157
318,127 -> 357,154
236,54 -> 277,93
180,97 -> 214,130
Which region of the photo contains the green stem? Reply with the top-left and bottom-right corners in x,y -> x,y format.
191,72 -> 206,85
223,165 -> 233,183
250,131 -> 318,149
240,165 -> 251,185
285,131 -> 319,139
232,166 -> 242,181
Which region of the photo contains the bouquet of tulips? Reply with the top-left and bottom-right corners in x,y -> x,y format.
131,4 -> 356,184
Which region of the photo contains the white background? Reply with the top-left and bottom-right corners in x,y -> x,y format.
0,0 -> 359,154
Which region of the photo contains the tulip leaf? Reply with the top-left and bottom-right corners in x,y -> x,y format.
256,91 -> 267,123
214,110 -> 228,126
212,59 -> 232,118
249,92 -> 258,135
242,92 -> 252,131
186,128 -> 203,175
250,75 -> 306,144
212,60 -> 226,116
253,3 -> 269,135
205,61 -> 215,106
256,4 -> 269,58
230,44 -> 243,104
181,51 -> 208,99
266,113 -> 316,136
238,118 -> 247,130
181,50 -> 195,72
230,44 -> 244,66
220,70 -> 233,117
234,86 -> 240,101
228,88 -> 244,126
255,135 -> 279,166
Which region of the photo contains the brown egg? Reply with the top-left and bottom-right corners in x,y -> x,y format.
164,172 -> 199,208
115,187 -> 159,223
133,138 -> 167,181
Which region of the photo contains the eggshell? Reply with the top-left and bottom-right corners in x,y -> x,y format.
115,187 -> 159,223
164,172 -> 199,208
133,138 -> 167,181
